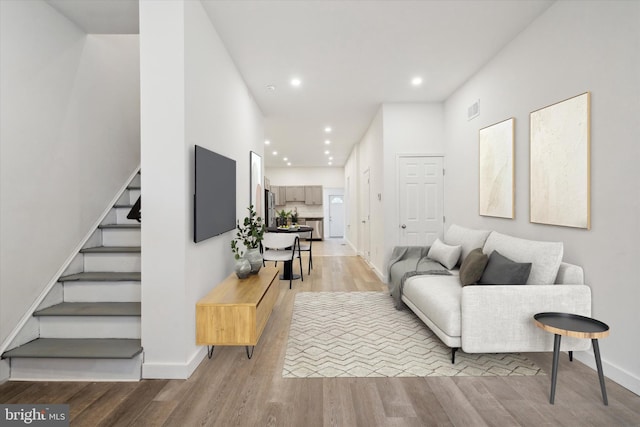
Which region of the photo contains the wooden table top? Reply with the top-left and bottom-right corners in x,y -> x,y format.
534,312 -> 610,339
197,267 -> 279,306
266,225 -> 313,233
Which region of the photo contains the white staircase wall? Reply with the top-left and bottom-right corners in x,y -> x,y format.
39,316 -> 141,339
64,281 -> 141,303
102,228 -> 141,247
10,354 -> 143,382
83,253 -> 141,273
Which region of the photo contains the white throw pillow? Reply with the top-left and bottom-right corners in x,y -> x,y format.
445,224 -> 492,265
428,238 -> 462,270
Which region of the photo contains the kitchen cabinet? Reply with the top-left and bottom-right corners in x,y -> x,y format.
304,186 -> 323,205
272,186 -> 286,206
285,186 -> 305,202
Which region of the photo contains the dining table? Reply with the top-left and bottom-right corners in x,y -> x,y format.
265,225 -> 313,280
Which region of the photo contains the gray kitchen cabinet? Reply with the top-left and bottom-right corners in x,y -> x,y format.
272,186 -> 287,206
304,186 -> 323,205
285,186 -> 305,202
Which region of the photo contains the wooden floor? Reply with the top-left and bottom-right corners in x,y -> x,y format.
1,255 -> 639,426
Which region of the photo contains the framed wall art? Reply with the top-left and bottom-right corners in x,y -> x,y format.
530,92 -> 590,229
479,117 -> 514,219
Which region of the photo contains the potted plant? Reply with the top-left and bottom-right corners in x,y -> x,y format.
231,205 -> 266,275
276,209 -> 291,227
290,207 -> 299,225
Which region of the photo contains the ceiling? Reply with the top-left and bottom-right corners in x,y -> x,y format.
46,0 -> 554,168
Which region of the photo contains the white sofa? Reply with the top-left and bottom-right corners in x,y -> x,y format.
389,224 -> 592,362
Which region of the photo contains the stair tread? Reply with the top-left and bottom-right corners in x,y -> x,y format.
2,338 -> 142,359
98,224 -> 140,229
81,246 -> 141,253
35,302 -> 140,317
127,185 -> 141,190
59,272 -> 141,282
114,204 -> 134,208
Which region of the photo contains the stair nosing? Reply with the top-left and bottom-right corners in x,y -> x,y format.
98,224 -> 141,229
80,246 -> 141,254
59,272 -> 141,282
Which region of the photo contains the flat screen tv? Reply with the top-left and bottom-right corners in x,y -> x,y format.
194,145 -> 236,243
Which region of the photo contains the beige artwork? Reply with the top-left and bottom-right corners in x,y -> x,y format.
530,92 -> 590,229
479,118 -> 514,218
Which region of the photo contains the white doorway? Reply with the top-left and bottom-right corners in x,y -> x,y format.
329,195 -> 345,237
361,169 -> 371,261
398,156 -> 444,246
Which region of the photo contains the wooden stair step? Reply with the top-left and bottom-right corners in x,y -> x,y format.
34,302 -> 140,317
81,246 -> 141,254
2,338 -> 142,359
59,272 -> 141,282
98,224 -> 140,229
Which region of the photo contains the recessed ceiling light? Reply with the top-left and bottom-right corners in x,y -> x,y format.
411,76 -> 423,86
329,156 -> 333,160
328,162 -> 333,166
290,78 -> 301,87
324,140 -> 331,145
272,151 -> 278,155
264,140 -> 270,145
287,162 -> 291,166
324,150 -> 330,155
324,127 -> 332,133
266,85 -> 276,91
283,157 -> 288,161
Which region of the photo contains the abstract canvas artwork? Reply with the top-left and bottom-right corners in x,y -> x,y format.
530,92 -> 590,229
250,151 -> 262,216
479,118 -> 514,218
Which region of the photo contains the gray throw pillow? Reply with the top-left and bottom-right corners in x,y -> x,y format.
478,250 -> 532,285
459,248 -> 489,286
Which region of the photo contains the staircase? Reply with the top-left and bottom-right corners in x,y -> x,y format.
1,174 -> 143,381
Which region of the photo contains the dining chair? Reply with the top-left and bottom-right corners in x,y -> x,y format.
261,232 -> 303,289
296,230 -> 313,274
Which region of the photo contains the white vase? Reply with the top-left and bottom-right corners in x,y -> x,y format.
244,247 -> 263,274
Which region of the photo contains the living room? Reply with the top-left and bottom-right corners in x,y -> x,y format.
1,0 -> 639,424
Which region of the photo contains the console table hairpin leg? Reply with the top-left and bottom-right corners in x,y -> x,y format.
207,345 -> 254,360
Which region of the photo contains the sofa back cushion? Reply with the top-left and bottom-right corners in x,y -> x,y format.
445,224 -> 492,265
482,231 -> 563,285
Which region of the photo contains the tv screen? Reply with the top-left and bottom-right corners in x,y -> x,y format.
194,145 -> 236,243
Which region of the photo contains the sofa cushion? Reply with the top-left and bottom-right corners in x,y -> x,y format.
459,248 -> 489,285
478,250 -> 531,285
403,275 -> 462,337
482,231 -> 563,285
445,224 -> 492,265
427,238 -> 461,270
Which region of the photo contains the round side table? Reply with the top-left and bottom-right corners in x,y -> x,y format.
533,312 -> 610,405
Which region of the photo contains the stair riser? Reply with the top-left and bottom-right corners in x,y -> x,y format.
39,316 -> 141,339
84,253 -> 141,273
64,282 -> 141,302
9,354 -> 142,381
116,207 -> 141,225
116,189 -> 141,206
102,228 -> 140,247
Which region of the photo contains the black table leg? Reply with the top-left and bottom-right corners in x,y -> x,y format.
569,351 -> 573,362
279,260 -> 300,281
550,334 -> 561,404
592,339 -> 608,405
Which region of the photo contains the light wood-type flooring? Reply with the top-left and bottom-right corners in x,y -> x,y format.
1,254 -> 639,426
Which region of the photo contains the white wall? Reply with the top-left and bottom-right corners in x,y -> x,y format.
0,0 -> 140,352
266,167 -> 344,187
346,104 -> 445,278
444,0 -> 640,394
140,0 -> 263,379
381,103 -> 445,272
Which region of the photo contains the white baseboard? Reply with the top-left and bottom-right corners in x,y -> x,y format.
142,347 -> 207,379
574,351 -> 640,397
372,265 -> 386,284
0,360 -> 9,384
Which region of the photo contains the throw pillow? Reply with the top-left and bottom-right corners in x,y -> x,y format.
427,238 -> 462,270
478,250 -> 532,285
459,248 -> 489,286
444,224 -> 492,266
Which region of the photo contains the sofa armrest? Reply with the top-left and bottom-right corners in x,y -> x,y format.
461,284 -> 591,353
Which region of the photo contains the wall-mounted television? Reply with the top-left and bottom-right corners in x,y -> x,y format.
194,145 -> 236,243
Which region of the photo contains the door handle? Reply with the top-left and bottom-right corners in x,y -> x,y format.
401,224 -> 407,229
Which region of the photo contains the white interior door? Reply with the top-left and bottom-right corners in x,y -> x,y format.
398,156 -> 444,246
329,195 -> 345,237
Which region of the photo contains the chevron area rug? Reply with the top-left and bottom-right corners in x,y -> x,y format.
282,292 -> 545,378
